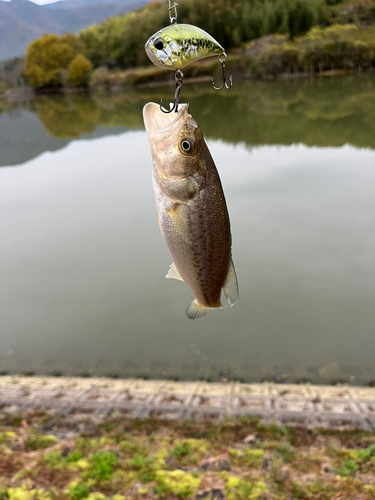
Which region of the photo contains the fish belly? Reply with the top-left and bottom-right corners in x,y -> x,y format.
153,173 -> 231,308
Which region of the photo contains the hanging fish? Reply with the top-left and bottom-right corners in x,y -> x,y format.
145,24 -> 225,70
143,102 -> 239,319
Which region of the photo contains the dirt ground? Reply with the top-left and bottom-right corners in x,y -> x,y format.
1,411 -> 375,500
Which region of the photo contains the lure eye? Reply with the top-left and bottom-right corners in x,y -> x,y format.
180,138 -> 195,154
154,38 -> 164,50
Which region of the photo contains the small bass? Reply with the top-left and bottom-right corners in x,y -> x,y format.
143,102 -> 238,319
145,24 -> 225,70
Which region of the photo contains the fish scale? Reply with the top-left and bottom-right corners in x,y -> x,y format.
143,102 -> 238,319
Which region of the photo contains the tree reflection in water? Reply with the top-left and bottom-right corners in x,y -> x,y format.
1,74 -> 375,152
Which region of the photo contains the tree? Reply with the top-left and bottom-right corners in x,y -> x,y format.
68,54 -> 93,87
25,34 -> 81,88
287,0 -> 319,40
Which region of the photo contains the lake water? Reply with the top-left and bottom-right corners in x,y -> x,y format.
1,75 -> 374,384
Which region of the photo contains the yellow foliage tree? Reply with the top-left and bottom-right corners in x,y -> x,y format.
68,54 -> 93,87
25,34 -> 82,88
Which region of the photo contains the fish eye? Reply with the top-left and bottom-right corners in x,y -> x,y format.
180,138 -> 195,154
154,38 -> 164,50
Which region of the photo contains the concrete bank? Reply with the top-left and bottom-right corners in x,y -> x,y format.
1,376 -> 375,432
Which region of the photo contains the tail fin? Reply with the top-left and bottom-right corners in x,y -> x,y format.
185,300 -> 209,320
222,258 -> 239,307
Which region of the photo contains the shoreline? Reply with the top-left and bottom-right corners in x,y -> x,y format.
0,67 -> 371,102
1,375 -> 374,430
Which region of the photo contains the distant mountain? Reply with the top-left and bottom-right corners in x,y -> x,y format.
0,0 -> 150,61
45,0 -> 144,9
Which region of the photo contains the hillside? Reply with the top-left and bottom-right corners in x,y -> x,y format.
0,0 -> 149,61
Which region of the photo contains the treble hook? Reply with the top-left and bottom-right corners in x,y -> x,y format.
212,52 -> 232,91
160,69 -> 184,113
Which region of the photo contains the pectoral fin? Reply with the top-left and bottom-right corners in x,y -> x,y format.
222,258 -> 239,307
166,263 -> 184,281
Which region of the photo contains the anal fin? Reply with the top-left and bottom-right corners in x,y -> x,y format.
166,262 -> 184,281
222,258 -> 239,307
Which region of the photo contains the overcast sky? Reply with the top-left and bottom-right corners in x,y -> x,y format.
2,0 -> 66,5
31,0 -> 61,4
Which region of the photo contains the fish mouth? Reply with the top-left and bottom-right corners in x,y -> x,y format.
143,102 -> 189,138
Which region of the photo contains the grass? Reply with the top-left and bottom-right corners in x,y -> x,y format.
25,434 -> 58,450
128,453 -> 148,469
1,413 -> 375,499
170,441 -> 193,459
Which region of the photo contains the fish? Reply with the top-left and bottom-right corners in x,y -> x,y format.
145,24 -> 225,70
143,102 -> 239,319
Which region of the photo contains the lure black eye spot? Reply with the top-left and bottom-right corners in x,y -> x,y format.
154,38 -> 164,50
180,138 -> 195,153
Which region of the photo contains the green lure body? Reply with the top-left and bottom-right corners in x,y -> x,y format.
145,23 -> 224,70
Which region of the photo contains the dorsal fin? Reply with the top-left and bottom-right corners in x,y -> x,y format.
166,262 -> 184,281
222,258 -> 239,307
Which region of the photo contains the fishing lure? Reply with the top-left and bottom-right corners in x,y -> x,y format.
145,23 -> 226,71
144,1 -> 232,113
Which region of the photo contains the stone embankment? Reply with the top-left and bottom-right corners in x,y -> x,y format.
1,376 -> 374,432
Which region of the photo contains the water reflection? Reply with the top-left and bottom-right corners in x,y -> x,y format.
1,75 -> 375,168
1,75 -> 374,384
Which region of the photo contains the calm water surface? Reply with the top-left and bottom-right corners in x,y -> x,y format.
1,76 -> 374,383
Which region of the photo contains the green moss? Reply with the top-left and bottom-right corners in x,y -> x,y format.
120,437 -> 151,457
364,485 -> 375,495
86,495 -> 109,500
76,438 -> 101,454
128,453 -> 148,470
25,435 -> 58,451
108,469 -> 138,490
7,487 -> 51,500
229,448 -> 265,468
169,439 -> 209,465
291,480 -> 306,499
0,432 -> 15,444
74,459 -> 91,471
335,459 -> 359,477
45,450 -> 65,468
140,471 -> 156,484
152,446 -> 168,469
225,477 -> 268,500
276,443 -> 294,463
0,484 -> 8,500
8,416 -> 23,427
67,450 -> 84,462
356,444 -> 375,462
155,470 -> 201,498
306,481 -> 337,498
170,442 -> 192,459
87,451 -> 117,481
70,485 -> 90,500
256,423 -> 290,439
46,449 -> 89,471
292,479 -> 338,499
